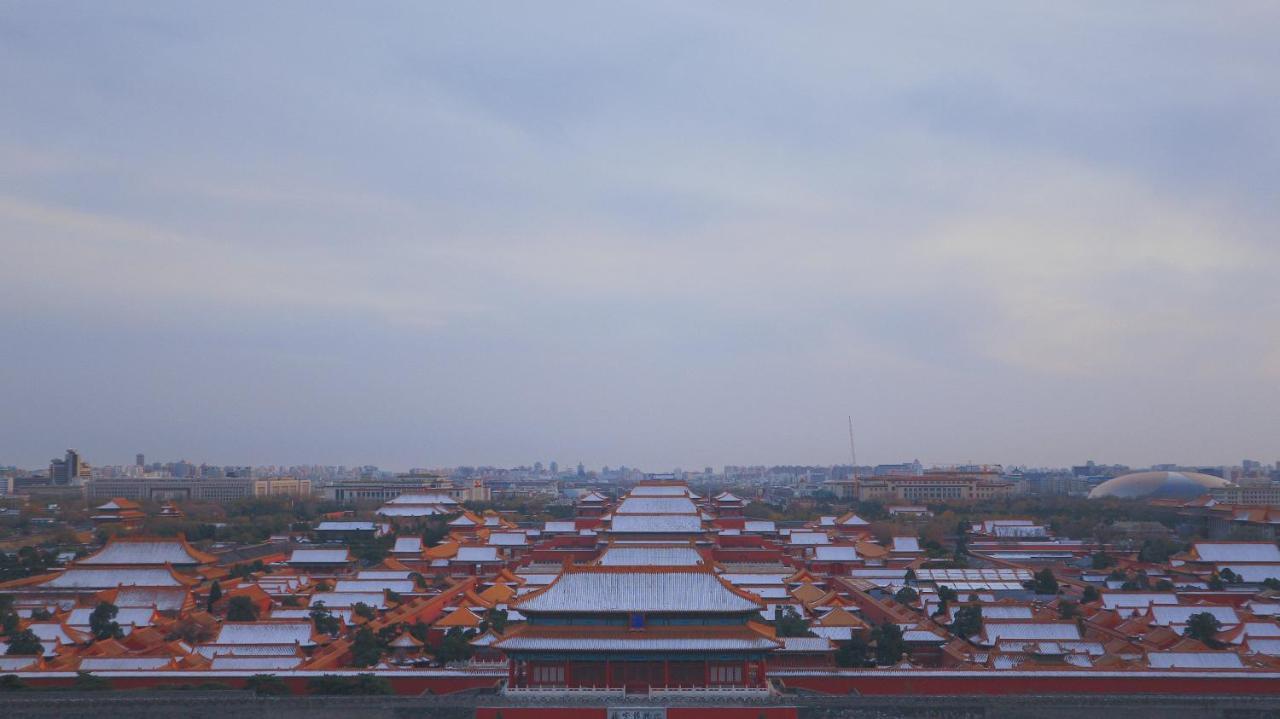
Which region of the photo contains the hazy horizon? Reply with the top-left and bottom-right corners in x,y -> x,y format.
3,3 -> 1278,471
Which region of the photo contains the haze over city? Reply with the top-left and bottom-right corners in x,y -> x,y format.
3,3 -> 1279,470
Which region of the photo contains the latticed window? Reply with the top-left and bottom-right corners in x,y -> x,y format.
708,664 -> 742,684
531,664 -> 565,684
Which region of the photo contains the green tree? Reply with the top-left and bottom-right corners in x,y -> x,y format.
949,606 -> 982,638
89,602 -> 122,640
484,608 -> 509,635
1090,553 -> 1116,569
1031,568 -> 1059,595
1082,585 -> 1100,602
306,674 -> 392,695
893,587 -> 919,605
435,627 -> 475,664
933,585 -> 958,616
73,671 -> 110,691
206,581 -> 223,612
872,623 -> 905,665
310,601 -> 340,636
0,674 -> 29,691
1058,600 -> 1080,619
352,602 -> 376,621
246,674 -> 291,695
4,629 -> 42,656
834,634 -> 871,667
773,606 -> 814,637
350,627 -> 384,668
226,596 -> 259,621
1183,611 -> 1224,647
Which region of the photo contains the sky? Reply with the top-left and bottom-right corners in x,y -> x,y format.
2,2 -> 1278,472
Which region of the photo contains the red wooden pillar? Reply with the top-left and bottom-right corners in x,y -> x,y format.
703,659 -> 709,686
564,659 -> 572,687
742,658 -> 749,687
605,660 -> 612,688
507,658 -> 515,687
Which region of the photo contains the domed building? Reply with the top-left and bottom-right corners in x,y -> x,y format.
1087,470 -> 1232,500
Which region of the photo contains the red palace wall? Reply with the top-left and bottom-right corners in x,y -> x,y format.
775,671 -> 1280,696
476,709 -> 799,719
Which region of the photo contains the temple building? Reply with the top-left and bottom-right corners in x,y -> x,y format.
496,564 -> 778,691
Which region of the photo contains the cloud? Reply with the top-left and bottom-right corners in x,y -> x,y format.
1,3 -> 1278,468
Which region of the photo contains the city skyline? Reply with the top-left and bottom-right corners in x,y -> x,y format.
3,4 -> 1278,470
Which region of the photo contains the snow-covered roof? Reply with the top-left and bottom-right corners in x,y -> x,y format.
615,497 -> 699,515
1149,605 -> 1239,627
1215,564 -> 1280,583
78,539 -> 210,566
981,622 -> 1081,644
810,626 -> 854,641
315,521 -> 377,532
1147,651 -> 1244,669
628,485 -> 690,497
813,546 -> 858,562
598,545 -> 704,567
310,591 -> 386,609
743,521 -> 776,533
609,514 -> 702,534
377,506 -> 447,517
385,493 -> 458,505
516,567 -> 760,614
543,521 -> 576,533
495,635 -> 777,651
788,532 -> 830,546
195,643 -> 300,658
1100,593 -> 1178,610
356,570 -> 411,580
487,532 -> 529,546
891,537 -> 922,553
777,637 -> 832,652
1192,542 -> 1280,563
334,579 -> 415,594
916,568 -> 1031,582
392,537 -> 423,553
80,657 -> 172,671
67,606 -> 155,631
719,573 -> 790,586
288,549 -> 352,564
455,546 -> 501,562
210,655 -> 303,670
113,587 -> 189,611
215,621 -> 314,645
1245,638 -> 1280,655
40,567 -> 189,589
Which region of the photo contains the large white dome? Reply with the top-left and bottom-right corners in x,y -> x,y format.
1087,471 -> 1232,500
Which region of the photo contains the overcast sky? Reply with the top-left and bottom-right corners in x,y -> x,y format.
2,3 -> 1278,471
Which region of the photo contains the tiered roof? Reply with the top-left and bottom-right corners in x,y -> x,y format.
596,544 -> 705,567
77,536 -> 217,566
515,565 -> 762,614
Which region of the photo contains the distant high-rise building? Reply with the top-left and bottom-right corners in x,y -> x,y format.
49,449 -> 89,486
577,462 -> 586,477
550,461 -> 559,474
136,453 -> 145,467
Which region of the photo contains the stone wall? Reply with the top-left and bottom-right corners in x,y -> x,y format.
2,692 -> 1279,719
